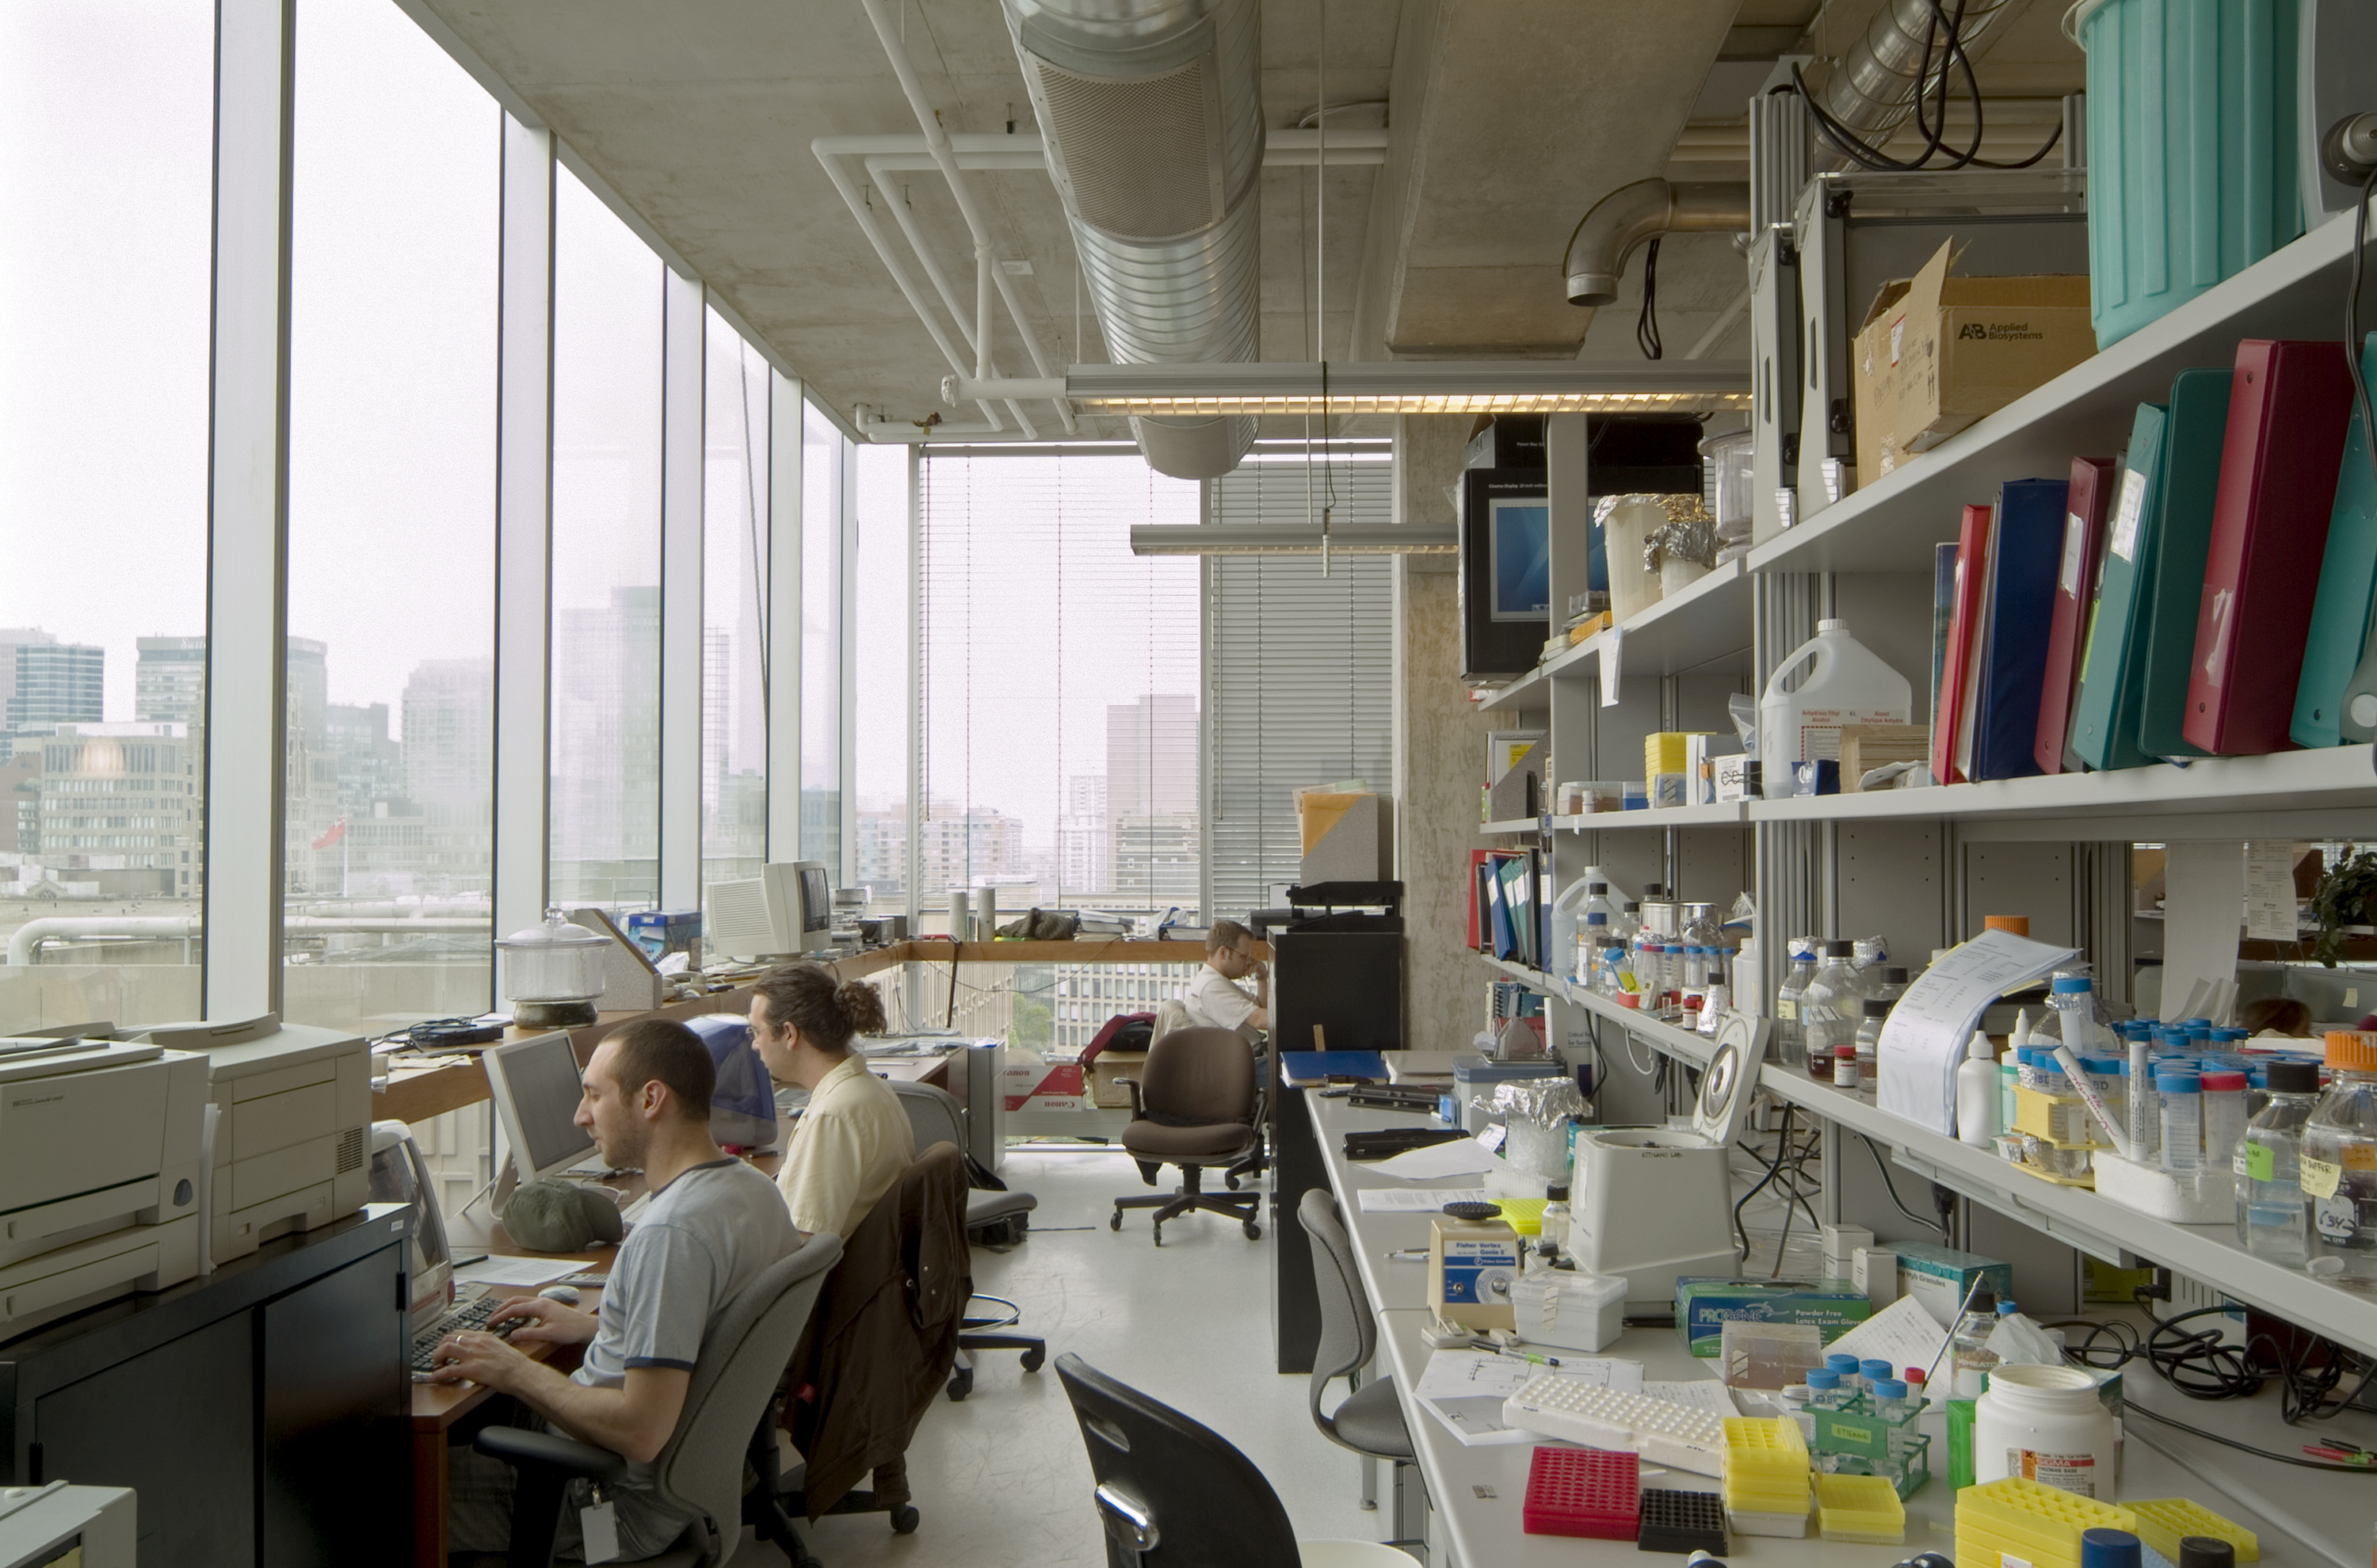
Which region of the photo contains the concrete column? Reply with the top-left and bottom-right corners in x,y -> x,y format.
1392,414 -> 1490,1052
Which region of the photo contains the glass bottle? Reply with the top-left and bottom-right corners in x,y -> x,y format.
1874,965 -> 1910,1004
2304,1032 -> 2377,1291
1772,940 -> 1818,1066
1801,940 -> 1863,1063
1950,1288 -> 2001,1397
1681,901 -> 1723,950
1578,910 -> 1610,984
2237,1059 -> 2322,1265
1853,997 -> 1889,1090
1616,898 -> 1643,949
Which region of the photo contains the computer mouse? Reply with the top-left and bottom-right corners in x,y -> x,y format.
539,1284 -> 582,1307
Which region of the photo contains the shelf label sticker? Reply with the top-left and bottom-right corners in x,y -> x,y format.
2245,1140 -> 2276,1183
2058,511 -> 2088,597
2007,1449 -> 2095,1496
2108,467 -> 2149,562
2317,1194 -> 2358,1245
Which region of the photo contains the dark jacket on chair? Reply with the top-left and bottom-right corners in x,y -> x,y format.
781,1140 -> 971,1517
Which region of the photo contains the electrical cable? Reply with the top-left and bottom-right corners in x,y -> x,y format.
1790,1 -> 2061,174
1858,1133 -> 1950,1235
2348,164 -> 2377,497
1635,238 -> 1664,361
2121,1401 -> 2377,1474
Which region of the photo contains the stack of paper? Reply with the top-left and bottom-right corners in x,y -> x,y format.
1875,929 -> 2077,1136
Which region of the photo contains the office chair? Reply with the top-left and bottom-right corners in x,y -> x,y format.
1054,1352 -> 1417,1568
471,1233 -> 845,1568
1297,1188 -> 1423,1534
1150,998 -> 1268,1192
1109,1025 -> 1261,1244
889,1080 -> 1047,1401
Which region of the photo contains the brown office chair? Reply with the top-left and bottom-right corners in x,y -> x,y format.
1109,1026 -> 1261,1244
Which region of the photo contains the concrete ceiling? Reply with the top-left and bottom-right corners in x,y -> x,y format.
406,0 -> 2081,441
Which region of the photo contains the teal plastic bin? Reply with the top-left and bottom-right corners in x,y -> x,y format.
2071,0 -> 2306,349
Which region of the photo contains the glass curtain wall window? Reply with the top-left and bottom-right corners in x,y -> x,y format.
701,309 -> 768,899
800,403 -> 846,880
549,166 -> 665,912
853,445 -> 909,917
916,450 -> 1202,927
284,0 -> 499,1035
0,2 -> 213,1032
1204,447 -> 1395,921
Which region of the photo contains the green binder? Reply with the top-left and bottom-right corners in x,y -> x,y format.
2068,402 -> 2168,771
2133,369 -> 2234,758
2291,334 -> 2377,748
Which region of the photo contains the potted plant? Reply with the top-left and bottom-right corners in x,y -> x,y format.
2311,849 -> 2377,967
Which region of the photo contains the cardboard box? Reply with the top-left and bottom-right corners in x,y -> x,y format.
1894,1243 -> 2015,1329
1852,240 -> 2092,483
1000,1053 -> 1087,1112
1840,723 -> 1932,791
1089,1051 -> 1145,1110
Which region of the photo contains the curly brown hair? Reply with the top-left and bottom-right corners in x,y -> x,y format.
748,963 -> 889,1055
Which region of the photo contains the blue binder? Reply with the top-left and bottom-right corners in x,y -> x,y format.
2070,403 -> 2169,771
2292,334 -> 2377,747
1968,478 -> 2071,780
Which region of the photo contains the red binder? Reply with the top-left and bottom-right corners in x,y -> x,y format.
2183,339 -> 2356,754
1932,503 -> 1995,786
2034,456 -> 2119,774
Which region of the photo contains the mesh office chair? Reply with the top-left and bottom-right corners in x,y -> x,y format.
472,1234 -> 845,1568
1297,1188 -> 1422,1532
1110,1026 -> 1261,1244
1054,1353 -> 1415,1568
889,1080 -> 1047,1400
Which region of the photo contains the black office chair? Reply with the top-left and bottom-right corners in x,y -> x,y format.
1298,1188 -> 1423,1535
472,1234 -> 845,1568
1055,1353 -> 1413,1568
1110,1026 -> 1261,1244
889,1080 -> 1047,1401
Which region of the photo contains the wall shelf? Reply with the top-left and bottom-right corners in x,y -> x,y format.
1471,561 -> 1754,715
1478,818 -> 1543,835
1747,200 -> 2377,578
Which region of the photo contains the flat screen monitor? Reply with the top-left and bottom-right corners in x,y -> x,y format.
368,1120 -> 453,1335
483,1034 -> 602,1185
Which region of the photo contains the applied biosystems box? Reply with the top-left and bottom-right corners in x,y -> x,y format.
1894,1243 -> 2014,1328
1675,1277 -> 1871,1356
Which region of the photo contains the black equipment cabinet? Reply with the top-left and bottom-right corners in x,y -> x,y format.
0,1204 -> 413,1568
1262,883 -> 1406,1374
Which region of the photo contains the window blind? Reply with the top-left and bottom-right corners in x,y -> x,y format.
1204,446 -> 1395,921
916,448 -> 1201,917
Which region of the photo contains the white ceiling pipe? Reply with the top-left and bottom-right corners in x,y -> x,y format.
8,915 -> 490,966
857,0 -> 1073,437
811,143 -> 1006,433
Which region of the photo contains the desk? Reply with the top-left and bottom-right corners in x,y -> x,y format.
1304,1093 -> 2314,1568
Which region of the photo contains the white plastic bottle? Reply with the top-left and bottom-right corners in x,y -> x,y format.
1757,619 -> 1913,799
1972,1362 -> 2119,1497
1549,877 -> 1596,982
1957,1033 -> 2001,1146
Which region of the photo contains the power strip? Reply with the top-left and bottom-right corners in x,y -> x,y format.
2168,1271 -> 2246,1348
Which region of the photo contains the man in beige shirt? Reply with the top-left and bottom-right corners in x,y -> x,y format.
749,963 -> 916,1238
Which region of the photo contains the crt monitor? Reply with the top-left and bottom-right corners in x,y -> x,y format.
705,860 -> 834,960
483,1034 -> 602,1186
368,1120 -> 454,1335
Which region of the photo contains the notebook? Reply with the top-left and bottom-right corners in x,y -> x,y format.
1969,478 -> 2070,780
2067,402 -> 2170,772
1932,504 -> 1994,786
2291,333 -> 2377,748
2132,369 -> 2234,759
2033,456 -> 2118,774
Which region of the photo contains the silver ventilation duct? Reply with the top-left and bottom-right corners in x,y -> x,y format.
1002,0 -> 1265,479
1563,180 -> 1753,307
1811,0 -> 2016,166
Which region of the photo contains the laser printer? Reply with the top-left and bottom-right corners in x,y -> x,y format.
0,1035 -> 207,1338
137,1014 -> 372,1263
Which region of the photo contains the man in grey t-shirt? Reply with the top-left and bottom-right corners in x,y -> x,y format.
431,1018 -> 800,1559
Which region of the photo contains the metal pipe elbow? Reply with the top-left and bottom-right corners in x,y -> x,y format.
1563,179 -> 1751,307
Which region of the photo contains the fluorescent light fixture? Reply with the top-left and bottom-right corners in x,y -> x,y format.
1130,524 -> 1458,556
946,360 -> 1751,416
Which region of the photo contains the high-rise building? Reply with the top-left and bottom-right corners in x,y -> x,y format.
913,803 -> 1023,899
1106,695 -> 1198,821
402,658 -> 493,809
323,703 -> 404,816
1057,773 -> 1112,896
0,629 -> 103,738
856,807 -> 904,898
551,587 -> 661,898
22,723 -> 198,896
135,636 -> 208,725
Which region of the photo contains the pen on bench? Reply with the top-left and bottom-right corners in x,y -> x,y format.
1498,1346 -> 1561,1367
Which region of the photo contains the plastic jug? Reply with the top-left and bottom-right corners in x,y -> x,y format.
1757,619 -> 1911,799
1549,877 -> 1596,981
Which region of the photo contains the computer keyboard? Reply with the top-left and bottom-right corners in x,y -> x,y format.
411,1291 -> 532,1373
1501,1374 -> 1726,1477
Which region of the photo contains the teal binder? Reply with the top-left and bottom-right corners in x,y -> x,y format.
2134,369 -> 2235,759
2069,402 -> 2169,771
2291,334 -> 2377,748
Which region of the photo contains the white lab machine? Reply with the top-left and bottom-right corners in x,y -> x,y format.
1571,1009 -> 1768,1310
0,1036 -> 207,1338
0,1482 -> 135,1568
139,1014 -> 373,1265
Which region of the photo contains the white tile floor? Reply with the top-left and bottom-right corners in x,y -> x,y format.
725,1147 -> 1391,1567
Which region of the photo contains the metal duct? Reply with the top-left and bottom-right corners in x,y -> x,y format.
1002,0 -> 1265,479
1810,0 -> 2016,164
1563,180 -> 1752,307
